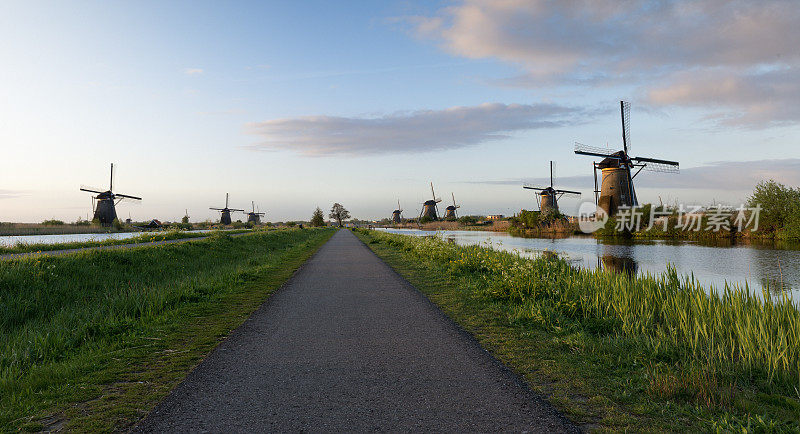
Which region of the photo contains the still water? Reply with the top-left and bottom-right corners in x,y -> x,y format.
377,228 -> 800,300
0,230 -> 215,248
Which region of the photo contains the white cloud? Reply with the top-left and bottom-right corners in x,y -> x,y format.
245,103 -> 591,156
407,0 -> 800,127
183,68 -> 204,75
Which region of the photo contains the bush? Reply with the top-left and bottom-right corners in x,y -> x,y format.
458,215 -> 478,225
747,180 -> 800,234
42,219 -> 64,226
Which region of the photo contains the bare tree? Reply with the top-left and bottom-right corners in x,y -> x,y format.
329,203 -> 350,227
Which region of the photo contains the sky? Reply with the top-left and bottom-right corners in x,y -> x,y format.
1,0 -> 799,222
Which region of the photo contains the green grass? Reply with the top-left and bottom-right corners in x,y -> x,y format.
0,229 -> 252,255
0,228 -> 335,431
354,228 -> 800,432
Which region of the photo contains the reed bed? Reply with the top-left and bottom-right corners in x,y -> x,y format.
362,229 -> 800,394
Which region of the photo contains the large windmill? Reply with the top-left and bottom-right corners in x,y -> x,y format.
80,163 -> 141,225
444,193 -> 460,220
244,201 -> 265,224
574,101 -> 679,216
210,193 -> 244,225
391,200 -> 403,224
418,182 -> 442,221
523,161 -> 580,215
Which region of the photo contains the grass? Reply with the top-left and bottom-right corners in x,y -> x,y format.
354,228 -> 800,432
0,229 -> 252,255
0,227 -> 335,432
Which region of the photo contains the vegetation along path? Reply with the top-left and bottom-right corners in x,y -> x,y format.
135,229 -> 576,432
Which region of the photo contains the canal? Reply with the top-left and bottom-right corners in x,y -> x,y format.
377,228 -> 800,301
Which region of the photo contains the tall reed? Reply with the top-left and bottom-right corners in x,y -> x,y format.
362,229 -> 800,392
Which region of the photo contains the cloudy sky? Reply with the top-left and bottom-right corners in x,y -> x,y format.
1,0 -> 798,222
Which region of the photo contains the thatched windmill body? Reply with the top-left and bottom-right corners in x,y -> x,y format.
244,201 -> 265,224
210,193 -> 244,225
574,101 -> 679,216
444,193 -> 460,220
391,200 -> 403,224
80,163 -> 141,225
419,182 -> 442,221
523,161 -> 580,215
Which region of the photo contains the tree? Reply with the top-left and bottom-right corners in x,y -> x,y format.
747,180 -> 800,232
329,203 -> 350,227
310,207 -> 325,227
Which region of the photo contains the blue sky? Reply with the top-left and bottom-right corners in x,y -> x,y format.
1,0 -> 799,222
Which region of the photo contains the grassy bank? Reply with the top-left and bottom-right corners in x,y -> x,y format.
0,229 -> 251,255
354,229 -> 800,431
1,228 -> 335,431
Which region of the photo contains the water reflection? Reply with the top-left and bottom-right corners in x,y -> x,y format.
599,245 -> 638,278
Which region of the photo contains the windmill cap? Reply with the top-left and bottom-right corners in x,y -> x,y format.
423,200 -> 438,205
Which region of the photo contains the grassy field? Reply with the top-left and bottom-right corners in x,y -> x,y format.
0,229 -> 252,255
354,229 -> 800,432
0,228 -> 335,432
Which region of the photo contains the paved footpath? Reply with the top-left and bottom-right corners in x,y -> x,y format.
134,229 -> 577,433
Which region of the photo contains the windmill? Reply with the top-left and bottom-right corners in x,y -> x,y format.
574,101 -> 679,216
522,161 -> 580,215
80,163 -> 141,225
244,201 -> 265,224
444,193 -> 460,220
391,200 -> 403,224
210,193 -> 244,225
418,182 -> 442,221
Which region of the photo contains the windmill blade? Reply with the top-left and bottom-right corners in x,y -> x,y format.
229,208 -> 245,212
636,160 -> 680,174
210,207 -> 224,211
80,186 -> 104,194
523,184 -> 545,191
115,193 -> 142,200
633,156 -> 679,166
574,142 -> 621,159
555,189 -> 582,198
434,198 -> 442,203
621,100 -> 631,154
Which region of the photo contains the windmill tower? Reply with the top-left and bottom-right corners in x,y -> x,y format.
210,193 -> 244,225
522,161 -> 580,215
391,200 -> 403,224
444,193 -> 460,220
418,182 -> 442,221
574,101 -> 679,217
244,201 -> 265,224
80,163 -> 141,225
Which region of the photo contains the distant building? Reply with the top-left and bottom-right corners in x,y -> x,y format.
487,214 -> 504,221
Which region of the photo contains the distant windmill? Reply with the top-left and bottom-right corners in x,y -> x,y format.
391,200 -> 403,224
444,193 -> 460,220
523,161 -> 580,215
210,193 -> 244,225
574,101 -> 679,216
80,163 -> 141,225
244,201 -> 265,224
418,182 -> 442,221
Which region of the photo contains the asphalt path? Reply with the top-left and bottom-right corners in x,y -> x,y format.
0,232 -> 248,261
134,229 -> 577,432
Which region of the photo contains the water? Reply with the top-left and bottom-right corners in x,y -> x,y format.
0,230 -> 215,248
377,228 -> 800,300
